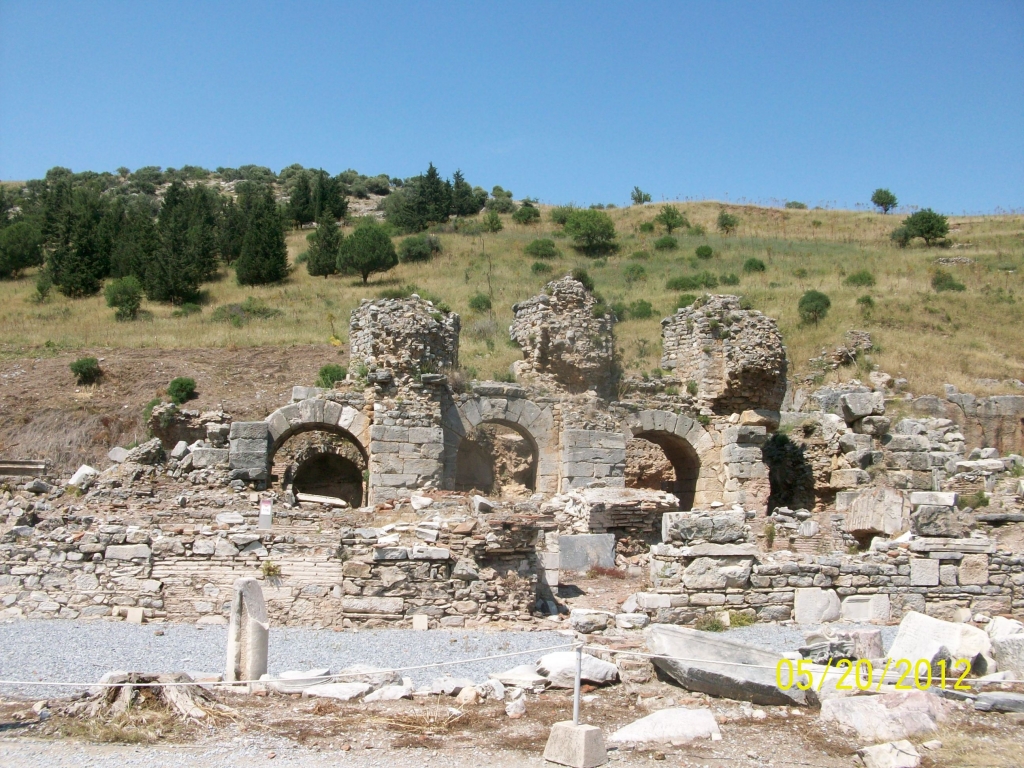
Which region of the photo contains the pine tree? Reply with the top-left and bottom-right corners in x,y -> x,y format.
235,186 -> 288,285
218,197 -> 246,263
312,170 -> 348,220
338,219 -> 397,283
306,211 -> 342,278
109,201 -> 158,279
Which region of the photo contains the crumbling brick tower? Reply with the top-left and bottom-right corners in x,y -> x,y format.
660,295 -> 787,414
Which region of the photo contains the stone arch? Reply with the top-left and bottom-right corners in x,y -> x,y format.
444,394 -> 559,495
622,410 -> 719,510
265,399 -> 372,503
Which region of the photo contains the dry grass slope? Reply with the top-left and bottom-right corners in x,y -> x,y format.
0,201 -> 1021,397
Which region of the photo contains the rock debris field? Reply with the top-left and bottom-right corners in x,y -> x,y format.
0,619 -> 897,701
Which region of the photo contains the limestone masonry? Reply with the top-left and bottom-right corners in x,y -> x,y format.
2,277 -> 1023,630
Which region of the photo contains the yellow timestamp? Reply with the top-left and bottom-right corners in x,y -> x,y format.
775,657 -> 973,692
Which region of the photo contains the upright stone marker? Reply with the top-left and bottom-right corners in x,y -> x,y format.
225,577 -> 269,686
258,498 -> 273,530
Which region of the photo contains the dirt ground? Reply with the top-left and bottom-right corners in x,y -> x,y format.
0,345 -> 338,474
1,676 -> 1022,767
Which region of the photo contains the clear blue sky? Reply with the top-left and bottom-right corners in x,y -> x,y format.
1,1 -> 1021,213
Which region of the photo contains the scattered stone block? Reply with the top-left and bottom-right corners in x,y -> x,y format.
857,740 -> 921,768
125,607 -> 144,624
887,612 -> 992,672
69,465 -> 100,489
615,613 -> 649,630
793,588 -> 840,624
986,616 -> 1024,640
412,614 -> 429,631
819,691 -> 946,741
489,665 -> 549,690
537,652 -> 619,688
992,635 -> 1024,679
543,722 -> 608,768
841,392 -> 885,422
559,534 -> 616,573
909,492 -> 957,507
608,707 -> 720,745
974,692 -> 1024,712
647,624 -> 812,706
569,609 -> 614,634
267,668 -> 331,693
107,447 -> 130,464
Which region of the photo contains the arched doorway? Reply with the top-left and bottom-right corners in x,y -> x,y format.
453,422 -> 538,497
625,430 -> 700,510
271,426 -> 367,508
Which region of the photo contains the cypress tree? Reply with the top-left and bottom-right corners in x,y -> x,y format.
235,186 -> 288,285
312,169 -> 348,220
288,173 -> 314,227
143,182 -> 219,303
418,163 -> 452,226
218,197 -> 246,263
45,185 -> 111,297
109,201 -> 158,279
306,211 -> 342,278
451,169 -> 483,216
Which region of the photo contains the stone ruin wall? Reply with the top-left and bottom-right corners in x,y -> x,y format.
5,277 -> 1024,630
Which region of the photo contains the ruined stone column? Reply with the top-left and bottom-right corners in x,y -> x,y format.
225,577 -> 269,684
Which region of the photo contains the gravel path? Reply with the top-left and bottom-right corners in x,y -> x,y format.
0,618 -> 899,702
0,620 -> 573,700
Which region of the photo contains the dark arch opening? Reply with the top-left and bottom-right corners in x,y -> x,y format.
626,429 -> 700,510
270,425 -> 367,508
453,421 -> 538,497
291,453 -> 363,508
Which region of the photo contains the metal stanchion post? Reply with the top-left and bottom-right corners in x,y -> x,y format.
573,643 -> 582,726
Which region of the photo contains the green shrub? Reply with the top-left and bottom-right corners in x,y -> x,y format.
524,238 -> 560,259
857,295 -> 875,310
70,357 -> 102,385
629,250 -> 650,261
720,273 -> 740,286
784,201 -> 807,210
469,292 -> 492,312
211,297 -> 282,326
626,299 -> 654,319
932,269 -> 965,292
653,235 -> 678,251
638,221 -> 655,233
793,268 -> 808,278
686,380 -> 698,395
624,264 -> 647,284
654,205 -> 688,233
399,234 -> 442,263
0,221 -> 44,278
694,614 -> 726,632
695,245 -> 713,260
171,303 -> 202,318
167,376 -> 197,405
104,276 -> 143,321
677,293 -> 698,308
482,210 -> 503,233
572,268 -> 595,292
630,187 -> 652,205
531,261 -> 552,274
902,208 -> 949,245
890,226 -> 912,248
316,364 -> 347,388
690,224 -> 707,236
511,203 -> 540,225
729,611 -> 756,627
798,290 -> 831,324
550,205 -> 577,225
743,257 -> 766,273
667,272 -> 718,291
32,271 -> 52,304
564,209 -> 617,255
717,210 -> 739,234
844,269 -> 876,287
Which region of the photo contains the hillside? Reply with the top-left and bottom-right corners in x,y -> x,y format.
0,200 -> 1022,398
